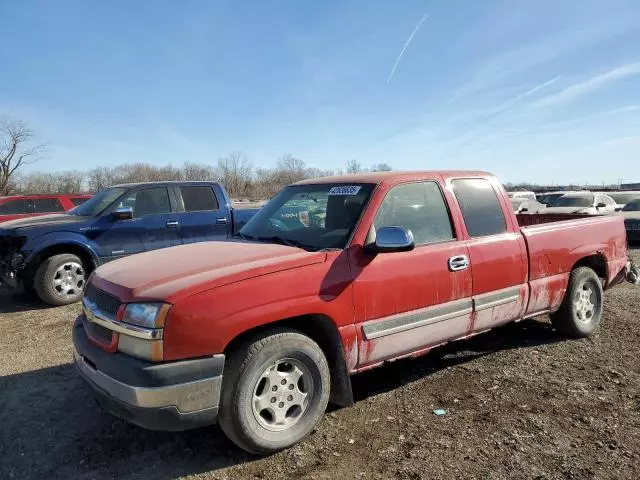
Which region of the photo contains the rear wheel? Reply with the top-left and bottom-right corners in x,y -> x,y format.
34,254 -> 87,306
219,329 -> 330,454
550,267 -> 603,338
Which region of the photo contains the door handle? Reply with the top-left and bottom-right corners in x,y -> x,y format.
216,217 -> 228,225
166,221 -> 179,228
448,255 -> 470,272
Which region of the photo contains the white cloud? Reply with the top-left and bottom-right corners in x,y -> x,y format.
533,63 -> 640,107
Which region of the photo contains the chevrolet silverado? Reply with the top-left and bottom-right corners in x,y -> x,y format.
72,171 -> 636,454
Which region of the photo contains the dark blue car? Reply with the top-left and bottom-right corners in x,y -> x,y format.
0,181 -> 258,306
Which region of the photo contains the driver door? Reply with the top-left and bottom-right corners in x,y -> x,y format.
93,187 -> 181,261
351,180 -> 473,368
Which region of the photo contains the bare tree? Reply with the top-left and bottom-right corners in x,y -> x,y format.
0,119 -> 46,195
216,151 -> 253,198
183,162 -> 218,182
370,162 -> 392,172
276,154 -> 307,185
346,159 -> 364,174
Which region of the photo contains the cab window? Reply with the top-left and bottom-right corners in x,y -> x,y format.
452,179 -> 507,237
374,182 -> 455,245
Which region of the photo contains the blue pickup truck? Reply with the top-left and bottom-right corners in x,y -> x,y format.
0,181 -> 258,306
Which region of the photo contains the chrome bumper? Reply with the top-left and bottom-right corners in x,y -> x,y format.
73,347 -> 222,413
72,317 -> 224,431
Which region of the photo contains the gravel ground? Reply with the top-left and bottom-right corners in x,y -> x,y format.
1,249 -> 639,480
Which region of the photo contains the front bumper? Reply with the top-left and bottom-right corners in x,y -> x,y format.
73,318 -> 224,431
0,256 -> 19,289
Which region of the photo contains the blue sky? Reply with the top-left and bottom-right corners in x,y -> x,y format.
1,0 -> 640,185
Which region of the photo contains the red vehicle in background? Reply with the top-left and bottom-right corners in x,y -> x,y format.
0,194 -> 92,223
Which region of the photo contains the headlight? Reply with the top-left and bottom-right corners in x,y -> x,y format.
9,252 -> 25,269
121,303 -> 171,328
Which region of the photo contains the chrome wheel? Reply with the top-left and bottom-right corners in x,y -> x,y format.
573,282 -> 596,323
52,262 -> 85,299
252,358 -> 312,432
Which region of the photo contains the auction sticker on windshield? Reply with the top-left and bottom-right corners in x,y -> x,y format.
329,186 -> 362,196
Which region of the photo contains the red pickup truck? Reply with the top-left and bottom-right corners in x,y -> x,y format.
73,171 -> 635,454
0,194 -> 92,223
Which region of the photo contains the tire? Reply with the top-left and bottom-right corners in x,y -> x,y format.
34,253 -> 87,306
550,267 -> 603,338
218,328 -> 331,454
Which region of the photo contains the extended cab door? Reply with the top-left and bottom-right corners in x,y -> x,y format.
448,177 -> 528,332
172,184 -> 230,244
350,179 -> 473,368
94,186 -> 180,260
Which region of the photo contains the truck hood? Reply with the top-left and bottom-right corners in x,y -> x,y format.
0,213 -> 92,232
91,240 -> 328,302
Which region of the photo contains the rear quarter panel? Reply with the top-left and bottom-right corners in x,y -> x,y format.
521,215 -> 628,315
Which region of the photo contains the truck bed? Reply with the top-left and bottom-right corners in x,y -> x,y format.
518,213 -> 628,316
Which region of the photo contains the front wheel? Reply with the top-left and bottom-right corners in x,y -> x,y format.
218,329 -> 330,454
550,266 -> 603,338
34,253 -> 87,306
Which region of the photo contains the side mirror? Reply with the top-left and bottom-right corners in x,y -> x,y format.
597,203 -> 607,209
366,226 -> 415,253
112,207 -> 133,221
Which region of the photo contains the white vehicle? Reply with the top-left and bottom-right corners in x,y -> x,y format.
536,191 -> 582,207
602,191 -> 640,211
508,190 -> 537,201
544,192 -> 617,215
511,197 -> 546,214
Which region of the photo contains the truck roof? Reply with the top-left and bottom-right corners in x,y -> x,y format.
0,193 -> 92,199
293,170 -> 493,186
111,180 -> 218,188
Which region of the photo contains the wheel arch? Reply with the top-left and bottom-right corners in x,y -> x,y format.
223,314 -> 354,408
26,242 -> 98,277
571,253 -> 608,283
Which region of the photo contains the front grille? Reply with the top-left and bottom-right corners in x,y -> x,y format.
85,318 -> 114,344
85,284 -> 121,318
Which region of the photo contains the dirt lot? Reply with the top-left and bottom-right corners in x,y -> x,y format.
1,249 -> 639,480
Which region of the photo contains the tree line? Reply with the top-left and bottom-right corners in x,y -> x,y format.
1,117 -> 391,199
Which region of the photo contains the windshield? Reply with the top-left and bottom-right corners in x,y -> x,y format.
239,183 -> 375,250
622,199 -> 640,212
539,193 -> 564,206
609,192 -> 640,205
70,187 -> 127,216
554,195 -> 593,208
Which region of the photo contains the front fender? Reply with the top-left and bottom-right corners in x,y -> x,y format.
24,232 -> 100,267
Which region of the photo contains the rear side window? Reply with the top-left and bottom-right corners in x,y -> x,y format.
33,198 -> 65,213
71,197 -> 89,206
0,199 -> 27,214
452,179 -> 507,237
374,182 -> 455,245
180,186 -> 219,212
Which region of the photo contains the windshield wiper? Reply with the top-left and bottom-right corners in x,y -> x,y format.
234,232 -> 255,241
256,236 -> 317,250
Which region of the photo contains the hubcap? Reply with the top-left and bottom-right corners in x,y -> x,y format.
573,282 -> 596,323
52,262 -> 85,299
252,359 -> 312,432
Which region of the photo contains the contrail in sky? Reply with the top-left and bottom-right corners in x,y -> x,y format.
386,13 -> 428,84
